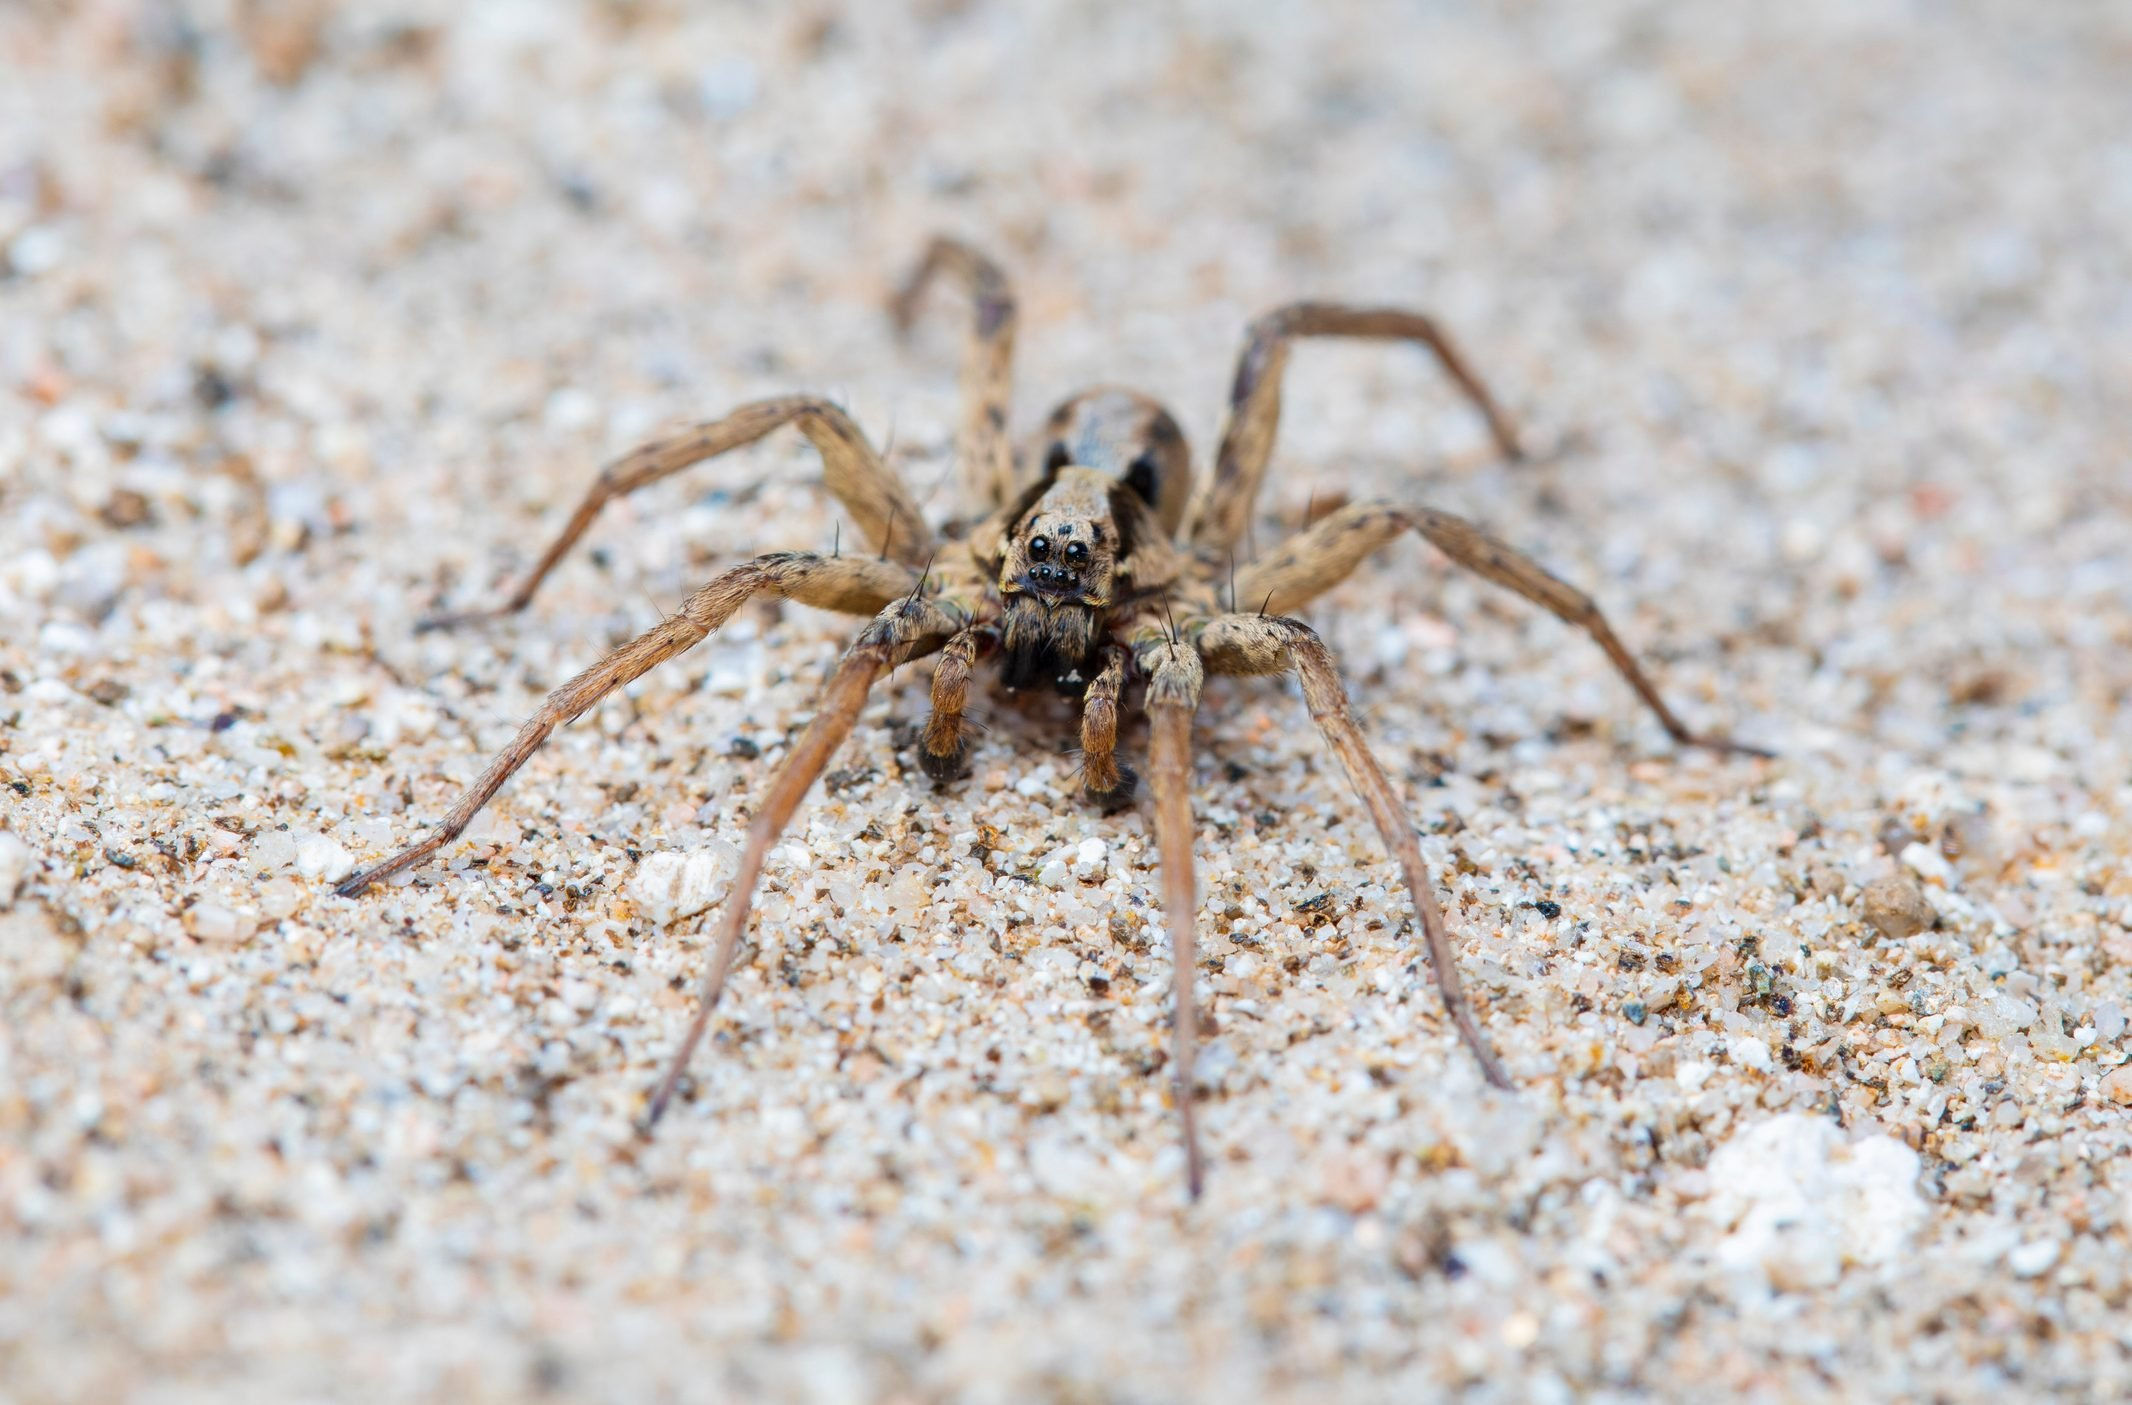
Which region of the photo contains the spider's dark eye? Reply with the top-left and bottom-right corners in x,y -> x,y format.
1029,535 -> 1051,559
1043,443 -> 1071,474
1065,541 -> 1089,565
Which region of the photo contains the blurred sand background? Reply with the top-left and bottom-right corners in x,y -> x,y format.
3,1 -> 2131,1400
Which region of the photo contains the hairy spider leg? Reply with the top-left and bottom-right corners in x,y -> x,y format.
646,593 -> 967,1125
1189,303 -> 1524,553
891,236 -> 1020,512
334,552 -> 920,897
1234,501 -> 1769,755
420,397 -> 933,631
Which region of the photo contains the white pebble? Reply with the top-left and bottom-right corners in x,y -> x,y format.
2097,1002 -> 2125,1042
183,903 -> 252,944
1038,858 -> 1071,890
1974,992 -> 2038,1040
8,225 -> 64,276
1702,1114 -> 1926,1291
629,843 -> 739,926
2007,1240 -> 2061,1278
1899,842 -> 1955,886
295,835 -> 355,882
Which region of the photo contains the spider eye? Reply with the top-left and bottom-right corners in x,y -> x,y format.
1029,535 -> 1051,559
1065,540 -> 1089,564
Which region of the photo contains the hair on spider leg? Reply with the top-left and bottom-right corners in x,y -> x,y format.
1158,590 -> 1182,646
878,502 -> 901,563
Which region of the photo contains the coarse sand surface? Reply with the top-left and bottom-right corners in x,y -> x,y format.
3,2 -> 2131,1400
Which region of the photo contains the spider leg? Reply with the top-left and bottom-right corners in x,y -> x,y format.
1187,303 -> 1523,553
421,397 -> 935,630
918,622 -> 996,782
646,593 -> 965,1125
1233,501 -> 1767,755
1077,644 -> 1137,810
335,552 -> 920,897
890,236 -> 1019,513
1137,636 -> 1210,1199
1197,612 -> 1513,1089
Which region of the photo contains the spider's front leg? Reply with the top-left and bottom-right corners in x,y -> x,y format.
1187,303 -> 1523,553
1135,633 -> 1211,1199
646,589 -> 966,1125
421,396 -> 934,630
1234,501 -> 1767,755
334,551 -> 920,897
1195,612 -> 1514,1090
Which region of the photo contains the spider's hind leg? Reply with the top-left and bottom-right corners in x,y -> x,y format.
1187,303 -> 1523,553
891,236 -> 1020,512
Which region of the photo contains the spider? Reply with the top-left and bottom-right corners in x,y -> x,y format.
336,238 -> 1760,1199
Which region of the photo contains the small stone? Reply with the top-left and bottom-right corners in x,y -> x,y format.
295,834 -> 355,882
2096,1002 -> 2125,1043
258,877 -> 306,919
1038,858 -> 1071,890
2007,1240 -> 2061,1278
629,843 -> 739,926
1861,876 -> 1934,939
183,902 -> 253,944
2099,1064 -> 2132,1106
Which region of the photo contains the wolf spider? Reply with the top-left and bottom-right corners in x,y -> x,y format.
337,238 -> 1759,1198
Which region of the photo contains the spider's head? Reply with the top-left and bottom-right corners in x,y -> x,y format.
996,467 -> 1133,693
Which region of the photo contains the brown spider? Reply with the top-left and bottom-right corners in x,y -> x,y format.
337,238 -> 1760,1199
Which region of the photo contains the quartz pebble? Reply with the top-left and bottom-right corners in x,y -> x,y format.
1861,876 -> 1935,940
182,902 -> 253,945
294,834 -> 354,882
629,843 -> 739,925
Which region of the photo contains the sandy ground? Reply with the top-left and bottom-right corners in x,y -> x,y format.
4,1 -> 2131,1400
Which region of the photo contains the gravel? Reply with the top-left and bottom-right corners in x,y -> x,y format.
4,1 -> 2130,1400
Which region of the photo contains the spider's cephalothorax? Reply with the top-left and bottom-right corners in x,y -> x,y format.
994,467 -> 1142,693
337,237 -> 1762,1200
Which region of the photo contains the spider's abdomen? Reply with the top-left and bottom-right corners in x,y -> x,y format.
1038,387 -> 1193,535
